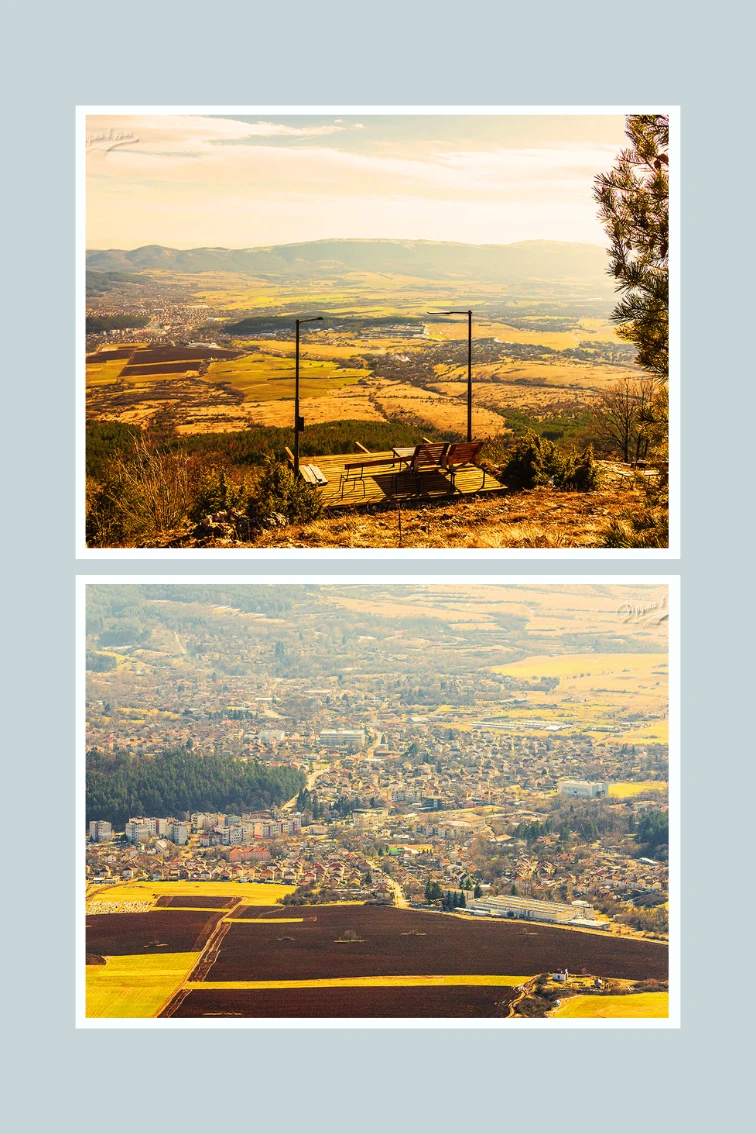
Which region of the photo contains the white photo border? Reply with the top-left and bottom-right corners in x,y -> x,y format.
76,574 -> 681,1029
75,106 -> 680,560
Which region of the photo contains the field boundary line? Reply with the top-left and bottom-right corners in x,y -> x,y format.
186,974 -> 532,990
158,918 -> 233,1018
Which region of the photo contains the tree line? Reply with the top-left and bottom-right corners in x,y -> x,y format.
86,746 -> 305,827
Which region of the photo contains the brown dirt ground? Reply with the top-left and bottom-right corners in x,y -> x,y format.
170,984 -> 519,1018
85,910 -> 223,956
227,905 -> 307,920
204,906 -> 668,983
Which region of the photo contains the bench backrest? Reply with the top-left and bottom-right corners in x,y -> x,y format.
444,441 -> 483,468
411,442 -> 448,470
344,457 -> 393,471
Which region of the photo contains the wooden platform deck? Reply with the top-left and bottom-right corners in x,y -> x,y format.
293,449 -> 506,509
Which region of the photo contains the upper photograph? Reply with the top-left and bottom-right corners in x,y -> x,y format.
79,108 -> 677,555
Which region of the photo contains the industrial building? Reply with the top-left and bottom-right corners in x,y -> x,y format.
466,894 -> 608,929
558,780 -> 609,799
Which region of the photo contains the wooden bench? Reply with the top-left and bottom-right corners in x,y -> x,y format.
339,455 -> 398,497
385,442 -> 450,494
442,441 -> 486,491
298,464 -> 328,487
411,442 -> 448,471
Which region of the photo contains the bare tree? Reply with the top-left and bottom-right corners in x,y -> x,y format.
88,438 -> 194,545
592,378 -> 658,464
119,439 -> 193,532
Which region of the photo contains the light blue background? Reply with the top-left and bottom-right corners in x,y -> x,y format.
5,0 -> 752,1127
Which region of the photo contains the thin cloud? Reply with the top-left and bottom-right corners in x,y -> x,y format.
86,113 -> 627,248
86,115 -> 353,162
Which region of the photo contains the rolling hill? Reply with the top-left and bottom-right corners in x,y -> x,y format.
86,239 -> 613,289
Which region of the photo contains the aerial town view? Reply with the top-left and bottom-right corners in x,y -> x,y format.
83,112 -> 670,549
82,581 -> 673,1022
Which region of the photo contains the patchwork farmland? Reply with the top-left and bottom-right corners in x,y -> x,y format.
85,899 -> 667,1020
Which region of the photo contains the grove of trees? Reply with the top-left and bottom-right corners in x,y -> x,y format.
86,746 -> 305,827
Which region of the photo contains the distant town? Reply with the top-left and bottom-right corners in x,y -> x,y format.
87,777 -> 667,935
86,585 -> 669,941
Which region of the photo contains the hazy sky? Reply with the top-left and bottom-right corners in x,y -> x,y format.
85,113 -> 628,249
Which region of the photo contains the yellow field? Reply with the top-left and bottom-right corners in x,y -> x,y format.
619,723 -> 669,743
609,781 -> 668,798
550,992 -> 668,1018
205,353 -> 368,401
425,317 -> 624,351
120,706 -> 181,719
492,653 -> 668,680
87,881 -> 294,904
482,652 -> 669,740
190,974 -> 532,990
248,340 -> 379,362
86,359 -> 130,387
86,952 -> 201,1018
432,359 -> 638,394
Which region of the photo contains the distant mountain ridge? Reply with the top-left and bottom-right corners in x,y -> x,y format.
86,239 -> 611,286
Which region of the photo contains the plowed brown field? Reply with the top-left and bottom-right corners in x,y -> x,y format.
170,984 -> 519,1018
204,906 -> 667,983
86,910 -> 223,956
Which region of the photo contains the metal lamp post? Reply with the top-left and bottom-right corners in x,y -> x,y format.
427,309 -> 473,442
294,316 -> 323,475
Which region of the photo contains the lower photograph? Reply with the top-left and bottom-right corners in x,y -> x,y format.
77,576 -> 678,1027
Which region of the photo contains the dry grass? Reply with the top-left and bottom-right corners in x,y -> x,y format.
373,380 -> 505,438
247,482 -> 661,550
222,387 -> 387,430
